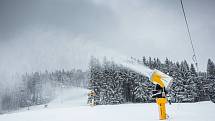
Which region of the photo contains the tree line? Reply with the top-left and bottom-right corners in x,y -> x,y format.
0,69 -> 88,113
88,56 -> 215,105
1,56 -> 215,113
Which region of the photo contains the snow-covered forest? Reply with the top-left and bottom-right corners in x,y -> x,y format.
0,56 -> 215,114
0,69 -> 88,113
88,56 -> 215,105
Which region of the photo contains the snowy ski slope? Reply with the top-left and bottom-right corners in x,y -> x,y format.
0,88 -> 215,121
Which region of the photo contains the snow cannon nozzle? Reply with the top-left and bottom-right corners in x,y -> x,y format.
150,69 -> 173,89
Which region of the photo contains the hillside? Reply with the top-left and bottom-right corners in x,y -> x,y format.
0,88 -> 215,121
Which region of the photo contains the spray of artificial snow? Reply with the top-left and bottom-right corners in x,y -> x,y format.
107,56 -> 173,88
112,56 -> 154,78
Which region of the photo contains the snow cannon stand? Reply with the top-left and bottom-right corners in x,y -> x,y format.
150,70 -> 172,120
156,98 -> 167,120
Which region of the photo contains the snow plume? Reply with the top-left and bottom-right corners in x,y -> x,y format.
112,56 -> 153,78
96,55 -> 173,88
0,27 -> 105,88
50,87 -> 89,106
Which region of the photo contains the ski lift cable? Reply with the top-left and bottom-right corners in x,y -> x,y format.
180,0 -> 199,72
180,0 -> 212,102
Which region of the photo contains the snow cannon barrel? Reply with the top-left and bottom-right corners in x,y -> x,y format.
150,69 -> 173,89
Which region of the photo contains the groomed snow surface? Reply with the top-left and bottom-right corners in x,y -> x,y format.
0,88 -> 215,121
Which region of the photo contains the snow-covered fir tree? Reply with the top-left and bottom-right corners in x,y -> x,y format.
207,59 -> 215,79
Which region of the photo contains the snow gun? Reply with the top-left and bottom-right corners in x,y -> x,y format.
149,69 -> 173,120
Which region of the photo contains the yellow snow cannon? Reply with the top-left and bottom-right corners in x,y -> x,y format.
150,69 -> 173,89
150,69 -> 173,120
88,90 -> 96,107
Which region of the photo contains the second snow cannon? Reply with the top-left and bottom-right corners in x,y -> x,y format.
149,69 -> 173,120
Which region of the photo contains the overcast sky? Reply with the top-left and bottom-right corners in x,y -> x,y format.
0,0 -> 215,82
